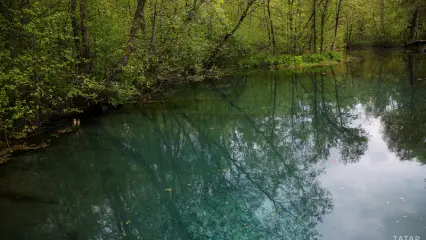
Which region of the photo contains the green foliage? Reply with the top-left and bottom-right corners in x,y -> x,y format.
0,0 -> 424,144
1,2 -> 76,139
327,52 -> 342,61
239,53 -> 342,69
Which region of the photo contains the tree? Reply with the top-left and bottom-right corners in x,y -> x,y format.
320,0 -> 331,53
408,6 -> 420,43
331,0 -> 343,50
266,0 -> 276,53
204,0 -> 259,70
80,0 -> 92,75
106,0 -> 147,82
1,0 -> 426,144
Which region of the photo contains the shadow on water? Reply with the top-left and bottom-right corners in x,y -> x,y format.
0,50 -> 425,239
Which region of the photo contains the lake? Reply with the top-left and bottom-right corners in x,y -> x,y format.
1,50 -> 426,240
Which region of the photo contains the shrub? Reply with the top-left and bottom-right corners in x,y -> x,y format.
328,52 -> 342,61
239,52 -> 342,69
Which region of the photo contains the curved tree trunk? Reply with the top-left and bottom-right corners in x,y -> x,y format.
320,0 -> 330,53
408,6 -> 420,44
331,0 -> 343,50
106,0 -> 147,82
267,0 -> 276,53
204,0 -> 258,70
149,0 -> 159,56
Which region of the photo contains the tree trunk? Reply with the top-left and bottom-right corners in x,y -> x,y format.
288,1 -> 293,52
294,0 -> 301,52
70,0 -> 81,61
80,0 -> 92,74
264,3 -> 271,45
320,0 -> 330,53
287,0 -> 296,52
312,0 -> 317,53
331,0 -> 343,50
346,23 -> 352,48
267,0 -> 276,53
379,0 -> 385,41
408,6 -> 420,44
106,0 -> 147,82
149,0 -> 159,55
204,0 -> 258,70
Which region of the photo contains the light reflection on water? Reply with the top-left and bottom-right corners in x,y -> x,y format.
0,50 -> 425,240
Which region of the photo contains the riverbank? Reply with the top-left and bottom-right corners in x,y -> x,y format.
0,122 -> 79,164
0,52 -> 344,163
238,52 -> 342,70
1,49 -> 426,239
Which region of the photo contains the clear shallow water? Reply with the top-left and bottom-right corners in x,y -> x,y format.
1,50 -> 426,240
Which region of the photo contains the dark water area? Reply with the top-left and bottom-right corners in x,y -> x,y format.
1,50 -> 426,240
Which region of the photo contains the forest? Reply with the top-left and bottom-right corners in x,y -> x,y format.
0,0 -> 425,146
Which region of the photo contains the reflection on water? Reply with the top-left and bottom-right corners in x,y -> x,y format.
0,50 -> 426,239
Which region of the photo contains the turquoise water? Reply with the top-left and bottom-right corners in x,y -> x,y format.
1,50 -> 426,240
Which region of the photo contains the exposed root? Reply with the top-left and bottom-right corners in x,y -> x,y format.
0,143 -> 49,164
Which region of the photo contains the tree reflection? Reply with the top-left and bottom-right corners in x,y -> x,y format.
0,62 -> 376,239
333,51 -> 426,165
380,53 -> 426,164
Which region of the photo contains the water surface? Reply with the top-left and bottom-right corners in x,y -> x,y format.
1,50 -> 426,240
